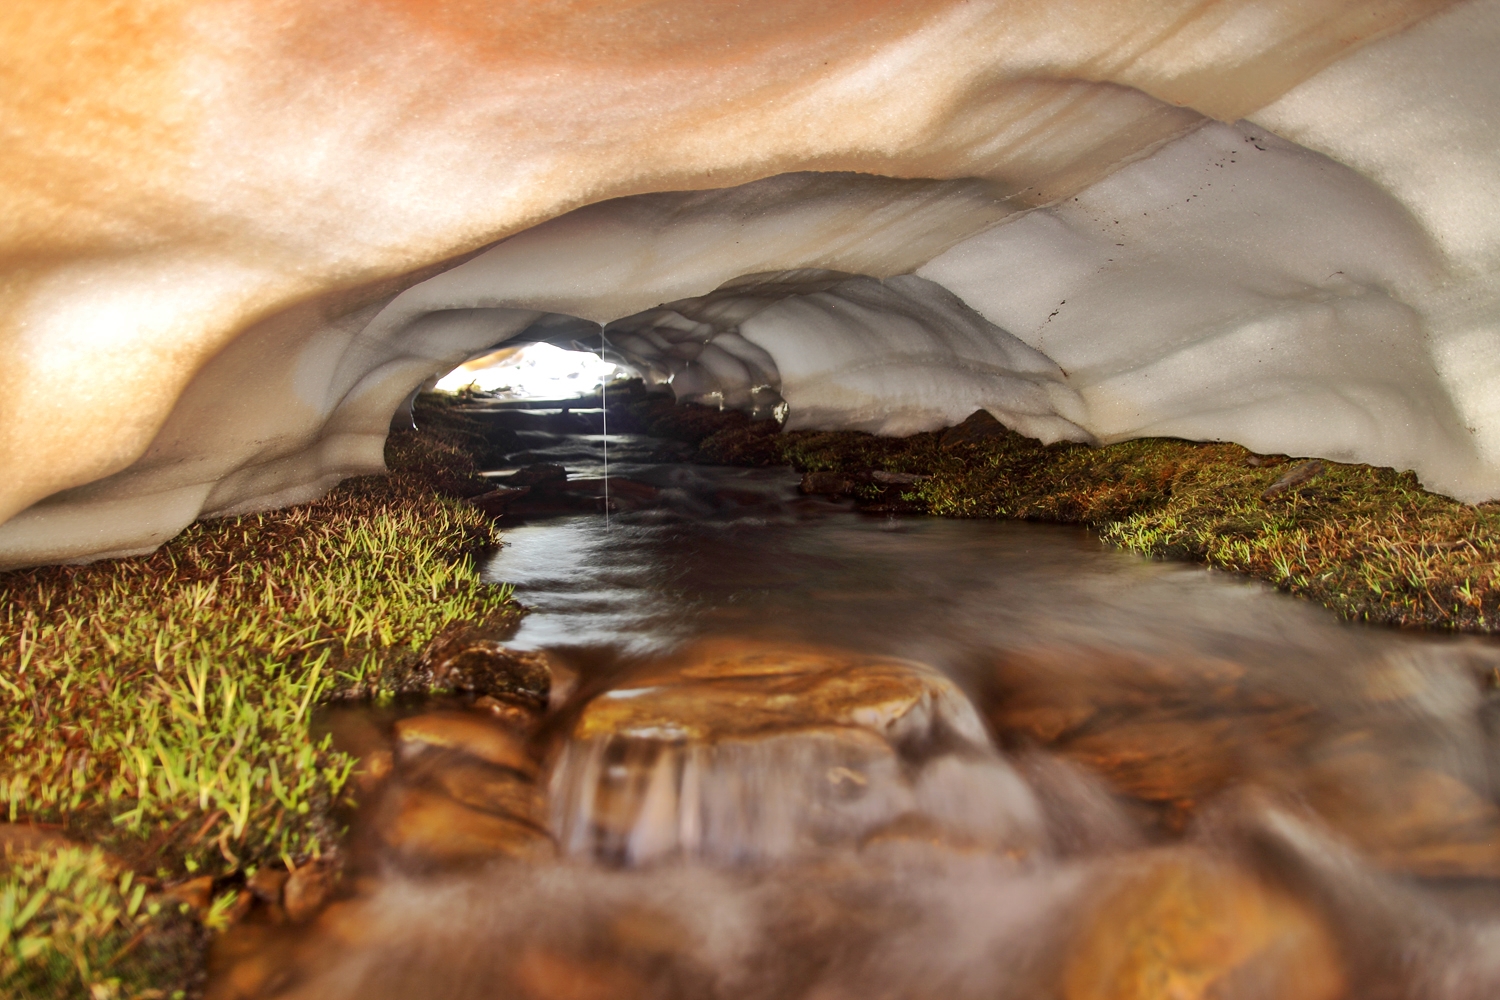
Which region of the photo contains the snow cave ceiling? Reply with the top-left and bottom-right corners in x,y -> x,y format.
3,0 -> 1500,567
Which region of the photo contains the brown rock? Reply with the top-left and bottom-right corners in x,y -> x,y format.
1303,746 -> 1500,877
513,946 -> 647,1000
426,758 -> 549,828
353,748 -> 394,792
608,906 -> 691,956
320,708 -> 391,761
474,695 -> 543,729
1060,718 -> 1245,804
470,485 -> 532,517
383,786 -> 555,867
205,923 -> 299,1000
858,811 -> 1023,859
419,626 -> 553,708
990,645 -> 1312,812
395,711 -> 537,775
283,861 -> 336,923
1063,852 -> 1345,1000
308,895 -> 382,950
991,645 -> 1248,726
575,639 -> 981,744
246,865 -> 289,905
559,640 -> 1026,864
996,703 -> 1098,745
1243,453 -> 1288,468
165,874 -> 217,916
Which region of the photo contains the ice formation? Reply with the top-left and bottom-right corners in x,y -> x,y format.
1,0 -> 1497,566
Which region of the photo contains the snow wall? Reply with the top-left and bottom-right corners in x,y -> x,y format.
2,0 -> 1498,567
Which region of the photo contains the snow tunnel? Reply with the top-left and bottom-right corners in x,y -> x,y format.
3,0 -> 1500,567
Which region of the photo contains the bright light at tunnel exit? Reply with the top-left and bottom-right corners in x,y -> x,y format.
435,342 -> 630,399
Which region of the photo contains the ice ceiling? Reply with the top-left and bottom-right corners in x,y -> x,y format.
3,0 -> 1499,567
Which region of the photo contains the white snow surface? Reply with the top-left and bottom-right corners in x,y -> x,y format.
5,0 -> 1500,566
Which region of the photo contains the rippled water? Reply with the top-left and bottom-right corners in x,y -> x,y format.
261,417 -> 1500,1000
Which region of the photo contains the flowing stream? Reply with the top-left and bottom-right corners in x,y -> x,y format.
255,413 -> 1500,1000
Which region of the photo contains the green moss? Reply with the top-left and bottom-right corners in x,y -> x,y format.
630,391 -> 1500,632
0,410 -> 521,996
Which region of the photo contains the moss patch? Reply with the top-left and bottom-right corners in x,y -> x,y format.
618,387 -> 1500,632
0,402 -> 520,997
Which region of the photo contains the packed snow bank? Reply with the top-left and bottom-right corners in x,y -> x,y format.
1,0 -> 1495,566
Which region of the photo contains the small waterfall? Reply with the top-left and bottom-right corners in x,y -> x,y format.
550,664 -> 1046,866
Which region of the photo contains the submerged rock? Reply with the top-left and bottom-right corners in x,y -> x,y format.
382,786 -> 555,868
426,758 -> 551,830
395,711 -> 537,775
989,645 -> 1313,822
553,639 -> 1044,865
282,861 -> 336,924
1062,851 -> 1346,1000
1302,742 -> 1500,878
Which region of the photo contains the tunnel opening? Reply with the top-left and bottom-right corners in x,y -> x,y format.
434,342 -> 633,402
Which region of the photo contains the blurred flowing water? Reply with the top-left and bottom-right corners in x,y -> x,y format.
277,417 -> 1500,1000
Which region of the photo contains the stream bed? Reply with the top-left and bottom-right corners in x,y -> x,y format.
214,417 -> 1500,1000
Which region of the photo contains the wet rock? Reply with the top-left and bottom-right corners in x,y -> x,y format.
551,476 -> 663,513
206,923 -> 300,1000
165,874 -> 217,916
1303,743 -> 1500,877
555,640 -> 1041,864
246,866 -> 289,909
647,438 -> 697,462
504,464 -> 569,490
574,639 -> 987,745
469,485 -> 532,517
419,625 -> 552,708
308,895 -> 382,950
425,758 -> 549,829
607,905 -> 692,957
989,646 -> 1313,819
513,946 -> 647,1000
382,786 -> 555,867
1261,459 -> 1326,499
283,861 -> 336,923
395,711 -> 537,775
1062,852 -> 1345,1000
353,748 -> 394,792
474,695 -> 543,729
1060,718 -> 1247,804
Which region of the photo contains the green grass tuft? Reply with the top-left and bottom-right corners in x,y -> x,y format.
623,387 -> 1500,633
0,418 -> 521,995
